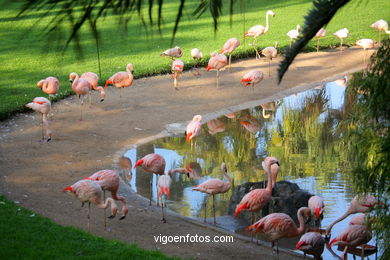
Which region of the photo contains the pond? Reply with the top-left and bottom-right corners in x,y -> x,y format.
124,79 -> 376,259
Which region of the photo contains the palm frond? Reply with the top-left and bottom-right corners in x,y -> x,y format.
277,0 -> 350,83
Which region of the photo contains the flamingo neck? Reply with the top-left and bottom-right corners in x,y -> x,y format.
325,210 -> 351,235
223,170 -> 232,185
265,166 -> 272,192
72,74 -> 80,89
265,12 -> 271,33
296,207 -> 308,235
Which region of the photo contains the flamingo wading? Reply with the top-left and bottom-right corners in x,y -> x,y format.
206,51 -> 227,89
261,42 -> 278,76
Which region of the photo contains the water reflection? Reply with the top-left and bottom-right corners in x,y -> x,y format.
124,80 -> 374,259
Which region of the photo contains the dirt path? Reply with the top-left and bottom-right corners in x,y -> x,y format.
0,47 -> 370,259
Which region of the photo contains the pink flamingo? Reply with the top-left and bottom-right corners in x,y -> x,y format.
161,46 -> 182,60
308,195 -> 325,227
349,213 -> 366,226
157,172 -> 172,223
186,115 -> 202,143
26,97 -> 52,142
234,157 -> 280,222
328,224 -> 372,259
315,28 -> 326,52
85,169 -> 128,229
296,232 -> 325,260
356,39 -> 375,67
333,28 -> 349,53
325,194 -> 378,236
207,119 -> 226,135
63,179 -> 118,231
240,70 -> 264,90
104,63 -> 134,98
134,153 -> 166,206
193,162 -> 232,224
246,206 -> 312,255
287,25 -> 301,47
171,59 -> 184,90
37,76 -> 60,96
206,51 -> 228,89
220,38 -> 240,72
191,48 -> 203,76
261,42 -> 278,76
69,72 -> 92,121
239,115 -> 261,134
245,10 -> 275,59
370,19 -> 389,43
80,72 -> 105,102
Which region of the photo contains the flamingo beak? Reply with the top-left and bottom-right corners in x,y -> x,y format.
134,159 -> 143,169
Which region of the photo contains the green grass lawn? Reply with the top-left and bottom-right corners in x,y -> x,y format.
0,195 -> 173,259
0,0 -> 389,120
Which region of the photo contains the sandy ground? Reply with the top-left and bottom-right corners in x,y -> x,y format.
0,47 -> 371,259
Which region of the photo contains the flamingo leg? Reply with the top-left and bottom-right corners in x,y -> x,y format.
252,38 -> 261,59
149,177 -> 153,206
79,95 -> 84,121
103,190 -> 106,230
204,196 -> 208,223
252,83 -> 255,92
87,201 -> 91,232
41,113 -> 44,141
213,194 -> 216,225
156,175 -> 160,207
161,196 -> 166,223
228,54 -> 232,72
216,70 -> 220,89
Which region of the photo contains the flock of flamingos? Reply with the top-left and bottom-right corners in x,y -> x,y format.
22,10 -> 389,260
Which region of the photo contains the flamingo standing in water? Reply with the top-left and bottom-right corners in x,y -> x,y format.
206,51 -> 227,89
370,19 -> 389,44
37,76 -> 60,96
296,232 -> 325,260
308,195 -> 325,228
328,224 -> 372,259
207,119 -> 226,135
81,72 -> 105,102
85,169 -> 128,229
356,39 -> 375,68
240,70 -> 264,90
69,72 -> 92,121
333,28 -> 349,53
157,172 -> 172,223
186,115 -> 202,144
220,38 -> 240,72
246,206 -> 312,255
193,163 -> 232,224
104,63 -> 134,98
191,48 -> 203,76
261,42 -> 278,76
161,46 -> 182,60
134,153 -> 166,206
234,157 -> 280,229
325,194 -> 378,236
287,25 -> 301,47
63,179 -> 118,231
244,10 -> 275,59
26,97 -> 52,142
315,28 -> 326,53
171,59 -> 184,90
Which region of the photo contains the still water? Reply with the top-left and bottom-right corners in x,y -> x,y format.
124,80 -> 376,259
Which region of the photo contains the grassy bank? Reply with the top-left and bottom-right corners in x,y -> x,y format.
0,195 -> 173,259
0,0 -> 389,120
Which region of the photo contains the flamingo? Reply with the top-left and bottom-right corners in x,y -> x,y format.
207,119 -> 226,135
287,25 -> 301,47
220,38 -> 240,72
206,51 -> 227,89
134,153 -> 166,206
185,162 -> 202,179
104,63 -> 134,98
171,59 -> 184,90
63,179 -> 118,231
69,72 -> 92,121
186,115 -> 202,143
25,97 -> 52,142
262,157 -> 280,188
308,195 -> 325,228
328,224 -> 372,259
191,48 -> 203,76
356,39 -> 375,68
161,46 -> 182,60
315,28 -> 326,53
157,172 -> 172,223
349,213 -> 366,226
244,10 -> 275,59
370,19 -> 389,44
240,70 -> 264,91
239,115 -> 261,134
193,162 -> 232,224
234,157 -> 280,226
80,72 -> 105,102
260,102 -> 276,119
119,156 -> 133,183
333,28 -> 349,53
37,76 -> 60,96
85,169 -> 128,230
325,194 -> 378,236
246,206 -> 312,255
261,42 -> 278,76
296,232 -> 325,260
